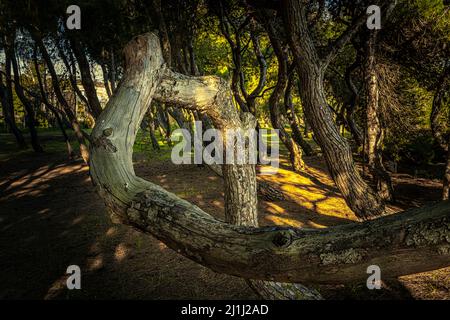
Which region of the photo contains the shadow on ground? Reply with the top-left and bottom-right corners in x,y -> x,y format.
0,144 -> 448,299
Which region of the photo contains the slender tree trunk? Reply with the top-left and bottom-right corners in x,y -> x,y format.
285,72 -> 315,156
33,52 -> 75,158
344,60 -> 364,146
268,50 -> 304,172
8,40 -> 43,153
430,64 -> 450,152
32,30 -> 89,163
283,0 -> 386,219
69,36 -> 103,119
101,63 -> 112,98
365,30 -> 394,202
260,12 -> 305,171
56,41 -> 88,105
443,141 -> 450,200
109,48 -> 116,92
0,74 -> 26,148
146,111 -> 160,151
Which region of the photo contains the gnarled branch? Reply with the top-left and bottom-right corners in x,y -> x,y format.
90,33 -> 450,286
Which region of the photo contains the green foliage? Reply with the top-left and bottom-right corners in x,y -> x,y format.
385,129 -> 446,165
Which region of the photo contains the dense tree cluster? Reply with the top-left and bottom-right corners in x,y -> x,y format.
1,0 -> 449,300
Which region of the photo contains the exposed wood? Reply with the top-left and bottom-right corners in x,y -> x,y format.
90,33 -> 450,287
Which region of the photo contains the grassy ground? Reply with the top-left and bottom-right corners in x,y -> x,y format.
0,129 -> 449,299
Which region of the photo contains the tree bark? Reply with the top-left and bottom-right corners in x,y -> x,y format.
0,72 -> 26,148
101,62 -> 112,98
284,73 -> 315,156
69,36 -> 103,119
282,0 -> 386,219
90,33 -> 450,295
266,28 -> 304,172
444,142 -> 450,200
344,60 -> 363,146
32,30 -> 90,163
365,30 -> 394,202
33,52 -> 75,159
8,39 -> 43,153
141,110 -> 160,151
56,41 -> 91,112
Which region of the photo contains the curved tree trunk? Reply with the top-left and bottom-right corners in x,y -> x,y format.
8,41 -> 43,153
33,53 -> 75,159
90,33 -> 450,297
0,74 -> 26,148
282,0 -> 386,220
285,72 -> 315,156
264,16 -> 305,172
32,30 -> 90,163
69,36 -> 103,119
344,60 -> 363,146
56,41 -> 91,114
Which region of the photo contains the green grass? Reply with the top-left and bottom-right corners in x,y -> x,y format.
0,127 -> 174,162
0,125 -> 319,163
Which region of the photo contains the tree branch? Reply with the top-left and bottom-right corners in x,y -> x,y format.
90,33 -> 450,286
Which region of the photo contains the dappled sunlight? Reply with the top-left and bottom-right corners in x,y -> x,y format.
265,202 -> 286,215
44,274 -> 69,300
105,227 -> 118,237
87,254 -> 104,271
71,215 -> 85,226
0,160 -> 89,202
114,243 -> 129,262
258,161 -> 356,222
266,215 -> 304,228
306,220 -> 327,229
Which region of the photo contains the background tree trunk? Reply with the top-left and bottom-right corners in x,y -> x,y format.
8,40 -> 43,153
365,30 -> 394,202
33,52 -> 75,159
282,0 -> 386,220
0,73 -> 26,148
69,36 -> 103,119
265,15 -> 305,172
32,30 -> 89,163
284,73 -> 315,156
443,142 -> 450,200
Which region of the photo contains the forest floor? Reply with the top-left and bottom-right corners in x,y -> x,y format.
0,131 -> 449,300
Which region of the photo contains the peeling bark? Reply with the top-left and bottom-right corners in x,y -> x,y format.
90,33 -> 450,288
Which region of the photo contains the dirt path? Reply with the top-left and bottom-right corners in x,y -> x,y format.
0,150 -> 448,299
